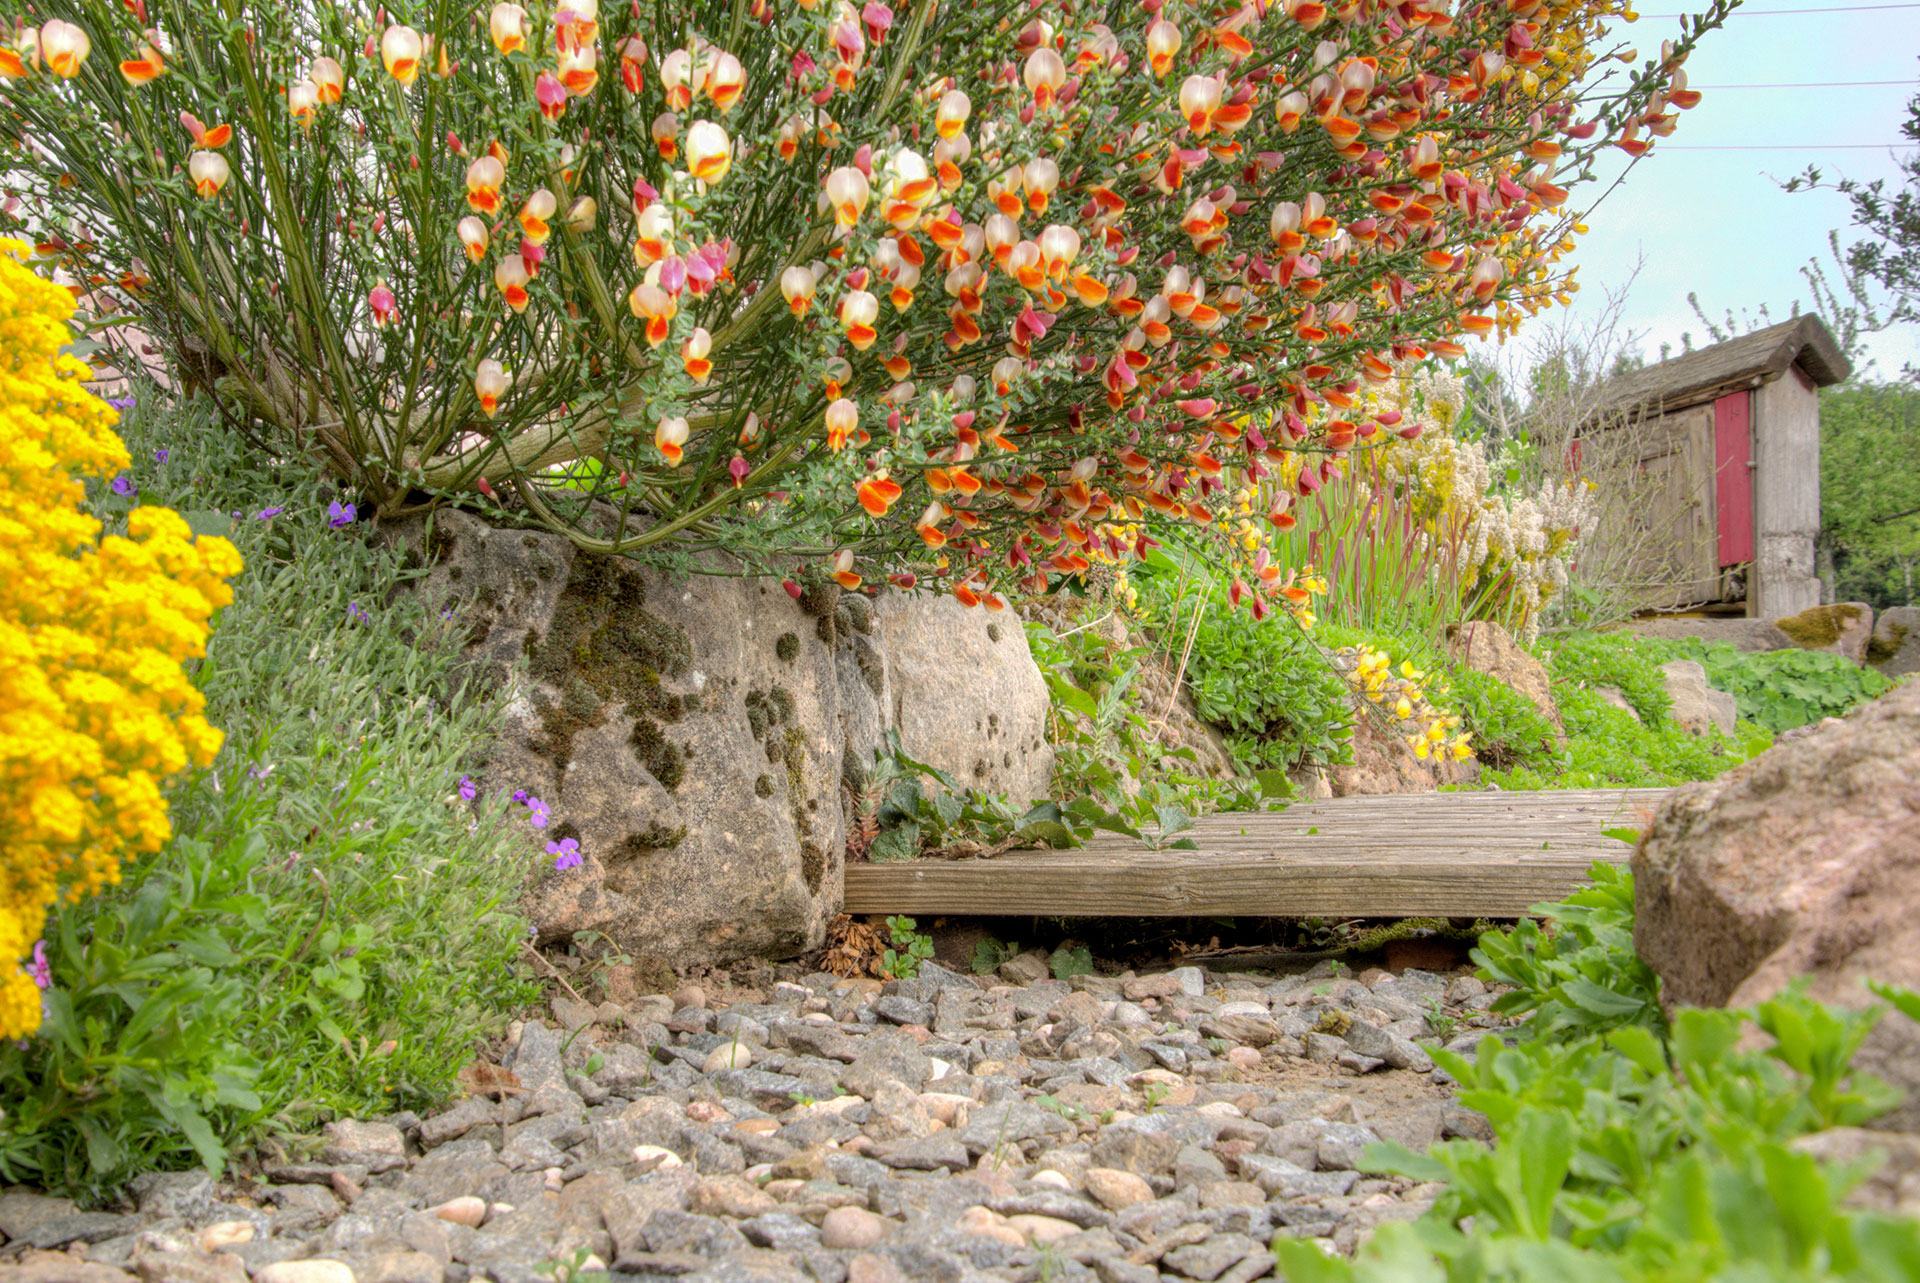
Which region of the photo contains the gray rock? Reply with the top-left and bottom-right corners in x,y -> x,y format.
1236,1154 -> 1360,1199
27,1213 -> 145,1249
411,512 -> 1051,968
869,1134 -> 971,1171
870,995 -> 935,1027
418,1097 -> 498,1149
1314,1122 -> 1384,1171
129,1173 -> 218,1220
840,1039 -> 932,1096
1659,659 -> 1737,737
741,1213 -> 822,1251
1162,1233 -> 1258,1282
710,1068 -> 815,1110
1871,605 -> 1920,675
1341,1019 -> 1435,1072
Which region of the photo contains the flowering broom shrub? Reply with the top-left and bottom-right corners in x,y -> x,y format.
0,239 -> 241,1038
2,0 -> 1720,610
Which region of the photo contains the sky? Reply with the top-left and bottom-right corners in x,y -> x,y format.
1537,1 -> 1920,380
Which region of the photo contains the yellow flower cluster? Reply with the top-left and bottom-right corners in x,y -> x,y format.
0,240 -> 241,1036
1343,647 -> 1473,763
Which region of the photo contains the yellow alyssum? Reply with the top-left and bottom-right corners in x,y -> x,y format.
0,240 -> 241,1036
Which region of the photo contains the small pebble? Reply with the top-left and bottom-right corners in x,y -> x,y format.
430,1196 -> 487,1228
199,1221 -> 256,1251
820,1206 -> 888,1250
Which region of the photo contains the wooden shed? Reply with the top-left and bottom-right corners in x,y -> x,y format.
1581,315 -> 1850,616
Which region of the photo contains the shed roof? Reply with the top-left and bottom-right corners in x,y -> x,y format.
1586,314 -> 1852,424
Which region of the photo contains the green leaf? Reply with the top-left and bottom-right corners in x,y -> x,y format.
869,821 -> 920,863
1600,827 -> 1641,845
179,509 -> 237,540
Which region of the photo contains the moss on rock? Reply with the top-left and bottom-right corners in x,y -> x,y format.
1774,603 -> 1863,651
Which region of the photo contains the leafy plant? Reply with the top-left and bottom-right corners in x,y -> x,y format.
1274,868 -> 1920,1283
971,936 -> 1019,976
0,395 -> 536,1197
1048,944 -> 1093,981
1471,862 -> 1663,1041
1651,638 -> 1894,733
879,916 -> 933,980
861,735 -> 1083,864
1132,546 -> 1352,772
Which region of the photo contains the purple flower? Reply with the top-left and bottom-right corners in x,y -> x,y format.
28,942 -> 50,990
328,500 -> 357,529
547,837 -> 583,871
255,506 -> 286,520
107,395 -> 136,411
153,447 -> 169,463
440,606 -> 456,621
513,788 -> 529,804
458,775 -> 477,801
526,795 -> 550,829
346,601 -> 371,624
110,475 -> 136,498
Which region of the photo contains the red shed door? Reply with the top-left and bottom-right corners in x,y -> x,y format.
1714,391 -> 1754,567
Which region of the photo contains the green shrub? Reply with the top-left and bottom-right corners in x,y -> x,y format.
1132,552 -> 1351,772
0,394 -> 536,1197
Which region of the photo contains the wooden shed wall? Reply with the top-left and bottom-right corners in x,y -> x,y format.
1751,364 -> 1823,617
1587,403 -> 1722,611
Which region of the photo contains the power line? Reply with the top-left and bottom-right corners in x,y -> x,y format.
1636,3 -> 1920,13
1691,79 -> 1913,88
1652,142 -> 1905,149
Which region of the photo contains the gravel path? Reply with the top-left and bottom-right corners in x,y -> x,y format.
0,960 -> 1509,1283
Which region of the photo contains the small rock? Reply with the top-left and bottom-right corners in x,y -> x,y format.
672,984 -> 708,1011
819,1206 -> 888,1250
198,1223 -> 256,1252
1006,1213 -> 1082,1245
956,1206 -> 1025,1247
256,1263 -> 358,1283
703,1042 -> 754,1072
846,1252 -> 907,1283
428,1196 -> 486,1229
1083,1168 -> 1154,1211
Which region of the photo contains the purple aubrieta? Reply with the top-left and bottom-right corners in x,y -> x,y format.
110,475 -> 136,497
255,506 -> 286,519
346,601 -> 371,623
547,837 -> 583,870
28,942 -> 50,990
328,499 -> 357,528
459,775 -> 478,801
154,447 -> 169,463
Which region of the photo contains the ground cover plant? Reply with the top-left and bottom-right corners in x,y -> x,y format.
0,393 -> 538,1197
1639,636 -> 1895,734
4,0 -> 1719,618
1471,630 -> 1768,791
1276,867 -> 1920,1283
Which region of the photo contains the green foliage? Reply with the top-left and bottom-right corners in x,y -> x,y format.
1048,944 -> 1094,981
1130,548 -> 1352,771
1025,619 -> 1289,819
1820,383 -> 1920,609
1448,665 -> 1564,770
1273,864 -> 1920,1283
861,735 -> 1087,864
1475,632 -> 1763,790
1471,864 -> 1664,1041
971,936 -> 1020,976
0,395 -> 537,1197
1647,639 -> 1893,733
879,917 -> 933,980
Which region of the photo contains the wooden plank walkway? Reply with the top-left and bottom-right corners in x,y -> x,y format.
843,787 -> 1670,919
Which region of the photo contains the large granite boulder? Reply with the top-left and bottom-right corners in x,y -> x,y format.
1870,606 -> 1920,676
1632,679 -> 1920,1129
404,511 -> 1051,966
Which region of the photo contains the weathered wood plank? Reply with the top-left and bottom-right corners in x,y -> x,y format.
842,787 -> 1668,918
